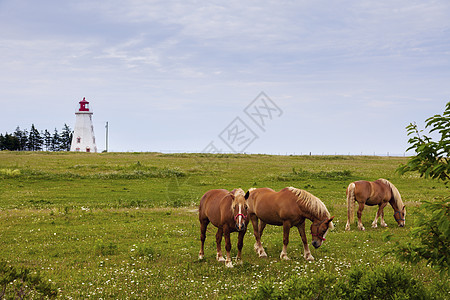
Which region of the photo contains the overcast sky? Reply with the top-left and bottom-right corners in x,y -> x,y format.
0,1 -> 449,155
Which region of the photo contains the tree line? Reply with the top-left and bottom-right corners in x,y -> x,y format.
0,124 -> 73,151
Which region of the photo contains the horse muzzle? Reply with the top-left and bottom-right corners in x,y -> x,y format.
311,233 -> 325,248
234,213 -> 247,231
312,240 -> 322,249
235,223 -> 246,232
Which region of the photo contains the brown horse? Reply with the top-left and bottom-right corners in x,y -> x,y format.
246,187 -> 334,261
198,188 -> 249,267
345,178 -> 406,231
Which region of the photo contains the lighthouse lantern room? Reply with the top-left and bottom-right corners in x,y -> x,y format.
70,97 -> 98,153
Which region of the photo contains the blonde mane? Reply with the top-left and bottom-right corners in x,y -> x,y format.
232,188 -> 246,198
378,178 -> 404,208
230,188 -> 246,211
287,187 -> 334,229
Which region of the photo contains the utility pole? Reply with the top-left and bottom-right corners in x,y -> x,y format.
105,121 -> 109,152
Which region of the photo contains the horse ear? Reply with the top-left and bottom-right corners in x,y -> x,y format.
327,216 -> 335,223
244,191 -> 250,200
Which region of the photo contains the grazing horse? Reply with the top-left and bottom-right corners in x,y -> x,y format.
246,187 -> 334,261
345,178 -> 406,231
198,188 -> 249,267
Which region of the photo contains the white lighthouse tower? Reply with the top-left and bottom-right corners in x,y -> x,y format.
70,97 -> 98,153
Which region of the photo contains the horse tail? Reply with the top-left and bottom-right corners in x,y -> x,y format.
347,182 -> 356,224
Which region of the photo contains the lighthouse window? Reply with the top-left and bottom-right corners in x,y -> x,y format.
77,137 -> 81,143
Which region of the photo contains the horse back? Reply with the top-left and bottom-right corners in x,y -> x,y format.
249,187 -> 301,226
199,189 -> 232,227
354,180 -> 392,206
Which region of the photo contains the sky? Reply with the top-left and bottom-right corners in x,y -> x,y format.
0,0 -> 449,155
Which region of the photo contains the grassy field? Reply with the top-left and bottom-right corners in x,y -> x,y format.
0,152 -> 448,299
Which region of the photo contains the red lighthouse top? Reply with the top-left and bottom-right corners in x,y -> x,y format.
78,97 -> 90,111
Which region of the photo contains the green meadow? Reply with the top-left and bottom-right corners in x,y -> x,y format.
0,151 -> 448,299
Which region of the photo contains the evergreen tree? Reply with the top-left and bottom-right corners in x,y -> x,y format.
27,124 -> 43,151
43,129 -> 52,151
1,124 -> 74,152
0,134 -> 5,150
60,124 -> 73,151
0,133 -> 19,150
51,129 -> 60,151
14,126 -> 27,151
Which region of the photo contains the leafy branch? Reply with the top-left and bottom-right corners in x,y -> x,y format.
397,101 -> 450,182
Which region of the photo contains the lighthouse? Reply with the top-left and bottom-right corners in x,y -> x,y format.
70,97 -> 98,153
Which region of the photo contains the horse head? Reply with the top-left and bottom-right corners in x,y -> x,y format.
310,216 -> 334,249
230,188 -> 248,232
394,206 -> 406,227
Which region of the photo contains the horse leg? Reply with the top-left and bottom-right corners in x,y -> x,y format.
236,229 -> 245,265
372,202 -> 388,228
223,226 -> 233,268
357,202 -> 366,231
199,218 -> 209,259
372,205 -> 380,228
380,209 -> 388,227
380,202 -> 388,227
297,222 -> 314,261
280,221 -> 291,260
215,227 -> 225,262
345,219 -> 351,231
257,221 -> 268,257
250,214 -> 262,255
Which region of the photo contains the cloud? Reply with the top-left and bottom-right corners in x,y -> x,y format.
0,0 -> 449,153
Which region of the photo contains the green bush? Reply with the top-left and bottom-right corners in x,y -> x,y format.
243,264 -> 439,300
0,261 -> 57,299
94,239 -> 119,256
0,168 -> 21,178
391,198 -> 449,276
270,168 -> 353,182
335,264 -> 430,300
132,243 -> 156,260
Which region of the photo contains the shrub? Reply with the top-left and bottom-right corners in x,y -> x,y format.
132,243 -> 156,260
335,264 -> 430,299
94,239 -> 118,256
0,168 -> 21,178
390,198 -> 449,276
270,168 -> 353,182
243,264 -> 437,300
0,261 -> 57,299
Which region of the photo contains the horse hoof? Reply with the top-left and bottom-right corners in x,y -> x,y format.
305,255 -> 315,261
372,224 -> 378,228
217,255 -> 225,262
198,255 -> 204,260
254,243 -> 259,251
235,259 -> 243,265
280,253 -> 290,260
225,261 -> 233,268
345,225 -> 351,231
259,252 -> 267,258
